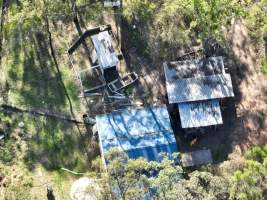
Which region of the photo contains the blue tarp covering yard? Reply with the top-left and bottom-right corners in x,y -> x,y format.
96,105 -> 178,164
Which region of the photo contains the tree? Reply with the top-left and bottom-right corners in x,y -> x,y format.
154,0 -> 194,45
229,146 -> 267,200
229,161 -> 266,200
0,0 -> 9,65
104,148 -> 150,200
148,154 -> 184,200
181,171 -> 229,200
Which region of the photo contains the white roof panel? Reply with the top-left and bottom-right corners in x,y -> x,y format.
165,56 -> 225,79
91,31 -> 119,69
164,57 -> 234,104
178,100 -> 223,128
165,73 -> 234,103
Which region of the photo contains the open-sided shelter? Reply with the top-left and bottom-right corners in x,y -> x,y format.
68,25 -> 121,96
95,105 -> 178,166
164,56 -> 234,129
91,30 -> 119,70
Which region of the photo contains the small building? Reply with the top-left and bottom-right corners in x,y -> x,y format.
181,149 -> 213,167
95,105 -> 178,166
164,56 -> 234,129
91,30 -> 119,71
68,25 -> 123,96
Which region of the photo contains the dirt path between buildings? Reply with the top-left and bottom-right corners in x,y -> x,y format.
119,18 -> 267,159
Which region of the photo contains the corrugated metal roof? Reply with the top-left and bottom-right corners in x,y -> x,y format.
91,31 -> 119,69
164,56 -> 234,104
178,100 -> 223,128
96,105 -> 178,164
165,56 -> 225,79
165,73 -> 234,103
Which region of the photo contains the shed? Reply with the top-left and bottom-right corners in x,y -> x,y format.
91,31 -> 119,70
164,57 -> 234,104
164,56 -> 234,128
181,149 -> 213,167
96,105 -> 178,166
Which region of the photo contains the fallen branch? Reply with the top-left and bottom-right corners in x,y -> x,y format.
0,104 -> 85,124
60,167 -> 85,175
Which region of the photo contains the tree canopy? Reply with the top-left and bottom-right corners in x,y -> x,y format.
98,146 -> 267,200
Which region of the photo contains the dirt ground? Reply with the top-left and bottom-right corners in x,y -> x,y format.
115,18 -> 267,160
77,12 -> 266,160
227,19 -> 267,152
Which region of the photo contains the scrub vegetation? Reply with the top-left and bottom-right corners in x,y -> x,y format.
0,0 -> 266,199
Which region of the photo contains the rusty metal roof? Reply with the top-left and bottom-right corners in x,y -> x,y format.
164,57 -> 234,104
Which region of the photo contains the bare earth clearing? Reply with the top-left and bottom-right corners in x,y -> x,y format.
115,18 -> 267,159
0,6 -> 266,199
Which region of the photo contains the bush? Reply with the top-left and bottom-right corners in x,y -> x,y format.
245,145 -> 267,163
260,58 -> 267,74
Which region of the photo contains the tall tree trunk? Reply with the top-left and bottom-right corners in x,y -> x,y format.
70,0 -> 93,64
43,12 -> 92,162
0,0 -> 9,67
264,36 -> 267,59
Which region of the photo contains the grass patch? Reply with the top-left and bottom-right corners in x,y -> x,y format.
23,116 -> 89,171
0,112 -> 93,199
260,58 -> 267,74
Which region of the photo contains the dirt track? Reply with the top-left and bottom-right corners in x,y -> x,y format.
228,19 -> 267,153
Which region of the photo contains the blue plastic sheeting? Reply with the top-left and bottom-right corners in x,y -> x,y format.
96,105 -> 178,164
178,100 -> 223,128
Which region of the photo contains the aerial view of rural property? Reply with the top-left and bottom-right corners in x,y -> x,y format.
0,0 -> 267,199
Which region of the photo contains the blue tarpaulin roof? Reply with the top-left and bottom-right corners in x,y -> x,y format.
96,105 -> 178,165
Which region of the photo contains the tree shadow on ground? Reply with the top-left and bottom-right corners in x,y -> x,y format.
114,12 -> 267,162
226,19 -> 267,152
23,116 -> 95,171
4,27 -> 99,172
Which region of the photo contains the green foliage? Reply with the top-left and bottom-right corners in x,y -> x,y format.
260,58 -> 267,74
23,116 -> 89,171
148,154 -> 184,200
154,0 -> 194,44
193,0 -> 243,40
123,0 -> 156,23
0,139 -> 17,164
245,145 -> 267,163
229,162 -> 265,200
182,171 -> 229,200
105,148 -> 150,200
244,0 -> 267,44
102,147 -> 267,200
7,1 -> 42,33
122,0 -> 247,59
229,146 -> 267,200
